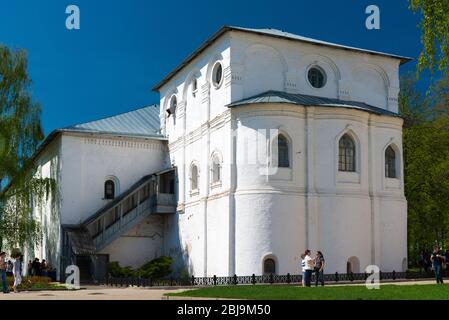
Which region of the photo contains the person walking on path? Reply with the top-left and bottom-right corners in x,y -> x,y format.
430,245 -> 445,284
303,250 -> 314,287
314,251 -> 325,287
12,255 -> 22,293
0,252 -> 9,294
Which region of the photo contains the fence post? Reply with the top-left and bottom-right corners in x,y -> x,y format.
213,275 -> 217,286
269,273 -> 274,284
287,273 -> 291,284
392,270 -> 396,281
350,272 -> 354,282
191,275 -> 195,286
170,277 -> 173,286
379,271 -> 382,281
251,274 -> 256,285
233,274 -> 238,285
335,272 -> 339,282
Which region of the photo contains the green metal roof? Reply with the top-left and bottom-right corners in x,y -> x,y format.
227,90 -> 400,117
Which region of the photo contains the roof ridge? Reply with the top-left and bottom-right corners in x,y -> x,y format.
64,104 -> 159,129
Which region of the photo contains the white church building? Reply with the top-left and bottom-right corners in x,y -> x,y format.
25,26 -> 410,281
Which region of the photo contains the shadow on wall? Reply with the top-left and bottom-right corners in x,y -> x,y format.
164,213 -> 193,278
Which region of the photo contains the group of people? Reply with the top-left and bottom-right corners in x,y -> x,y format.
418,248 -> 449,273
27,258 -> 53,277
300,250 -> 325,287
0,252 -> 22,294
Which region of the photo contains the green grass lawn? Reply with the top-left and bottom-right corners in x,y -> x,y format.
167,284 -> 449,300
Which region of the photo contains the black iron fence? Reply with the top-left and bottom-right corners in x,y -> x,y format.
99,270 -> 438,288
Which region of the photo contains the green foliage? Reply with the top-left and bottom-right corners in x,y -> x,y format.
136,256 -> 173,279
180,268 -> 191,285
0,44 -> 54,252
107,261 -> 135,278
6,276 -> 56,290
401,74 -> 449,263
409,0 -> 449,75
108,256 -> 174,279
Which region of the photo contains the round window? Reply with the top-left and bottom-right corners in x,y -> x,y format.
307,66 -> 326,88
212,62 -> 223,88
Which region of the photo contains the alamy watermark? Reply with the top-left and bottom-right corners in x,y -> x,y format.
365,5 -> 380,30
65,265 -> 80,289
66,5 -> 80,30
365,265 -> 380,289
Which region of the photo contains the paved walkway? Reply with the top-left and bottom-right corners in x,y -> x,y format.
0,280 -> 441,300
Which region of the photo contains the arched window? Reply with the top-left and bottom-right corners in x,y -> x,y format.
339,134 -> 356,172
277,134 -> 290,168
263,258 -> 276,275
211,154 -> 221,184
191,164 -> 199,191
104,180 -> 115,200
385,146 -> 396,178
166,95 -> 177,116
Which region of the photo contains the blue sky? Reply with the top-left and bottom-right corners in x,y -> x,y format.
0,0 -> 423,135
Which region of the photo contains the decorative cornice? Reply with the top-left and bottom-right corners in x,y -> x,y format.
83,137 -> 165,150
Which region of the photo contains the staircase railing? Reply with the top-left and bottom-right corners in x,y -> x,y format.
85,170 -> 176,251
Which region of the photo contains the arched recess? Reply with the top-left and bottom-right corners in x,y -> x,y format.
242,44 -> 287,97
351,63 -> 389,108
402,257 -> 408,272
299,53 -> 341,98
104,175 -> 120,199
261,254 -> 278,275
210,150 -> 223,185
182,68 -> 202,102
346,256 -> 360,273
189,161 -> 200,191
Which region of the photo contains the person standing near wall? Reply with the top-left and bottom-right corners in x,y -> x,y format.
303,250 -> 314,287
430,245 -> 445,285
0,252 -> 9,294
300,254 -> 306,287
314,251 -> 325,287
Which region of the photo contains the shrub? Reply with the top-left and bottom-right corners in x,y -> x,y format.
136,256 -> 173,279
107,261 -> 135,278
7,276 -> 52,289
180,268 -> 191,285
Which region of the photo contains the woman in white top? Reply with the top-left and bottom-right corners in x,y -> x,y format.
12,255 -> 22,293
303,250 -> 315,287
